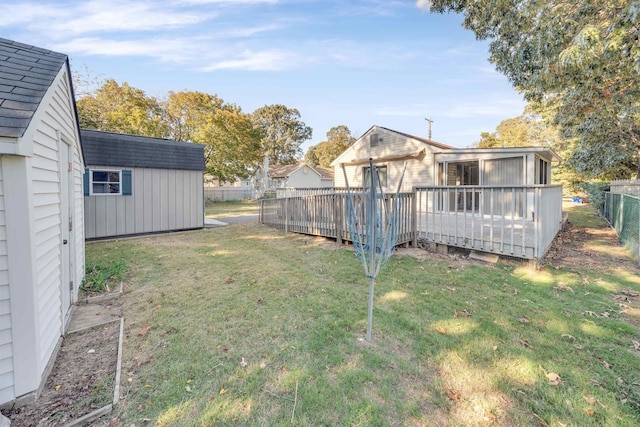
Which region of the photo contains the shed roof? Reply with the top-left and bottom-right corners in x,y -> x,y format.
81,129 -> 206,171
0,38 -> 68,138
269,162 -> 333,180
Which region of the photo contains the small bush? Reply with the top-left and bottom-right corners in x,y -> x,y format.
81,260 -> 126,293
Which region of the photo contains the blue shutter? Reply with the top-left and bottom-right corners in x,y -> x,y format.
83,168 -> 90,196
122,170 -> 132,195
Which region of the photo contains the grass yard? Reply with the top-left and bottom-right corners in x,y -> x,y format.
89,203 -> 640,426
205,200 -> 258,218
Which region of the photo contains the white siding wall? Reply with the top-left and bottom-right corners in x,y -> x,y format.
84,167 -> 203,239
32,67 -> 80,369
0,161 -> 13,403
333,128 -> 436,192
287,167 -> 324,188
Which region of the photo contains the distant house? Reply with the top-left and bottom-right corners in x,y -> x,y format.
255,162 -> 333,192
81,129 -> 206,239
0,38 -> 85,405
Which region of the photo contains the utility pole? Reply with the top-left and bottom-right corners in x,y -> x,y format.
425,117 -> 433,140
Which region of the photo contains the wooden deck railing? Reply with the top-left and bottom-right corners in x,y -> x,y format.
260,185 -> 564,261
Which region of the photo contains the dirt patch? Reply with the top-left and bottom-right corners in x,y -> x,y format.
1,321 -> 120,426
543,219 -> 640,271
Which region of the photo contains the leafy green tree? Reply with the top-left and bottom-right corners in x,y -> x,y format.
305,125 -> 356,167
163,91 -> 261,183
427,0 -> 640,178
252,104 -> 313,164
76,79 -> 168,137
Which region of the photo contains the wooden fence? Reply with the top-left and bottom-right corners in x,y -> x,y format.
260,192 -> 414,245
610,179 -> 640,196
260,185 -> 564,261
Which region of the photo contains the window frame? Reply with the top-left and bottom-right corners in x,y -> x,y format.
89,169 -> 122,196
363,165 -> 388,189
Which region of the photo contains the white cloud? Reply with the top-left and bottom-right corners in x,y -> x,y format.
198,49 -> 296,71
53,37 -> 203,63
442,100 -> 525,118
0,2 -> 69,27
180,0 -> 277,4
415,0 -> 432,10
56,1 -> 211,34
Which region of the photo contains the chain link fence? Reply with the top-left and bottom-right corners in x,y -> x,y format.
603,192 -> 640,264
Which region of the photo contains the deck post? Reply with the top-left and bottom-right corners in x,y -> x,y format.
411,187 -> 418,248
335,193 -> 343,245
284,198 -> 289,233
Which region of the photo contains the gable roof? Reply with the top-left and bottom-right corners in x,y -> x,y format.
331,125 -> 454,166
0,38 -> 68,138
375,126 -> 454,150
268,162 -> 333,180
80,129 -> 206,171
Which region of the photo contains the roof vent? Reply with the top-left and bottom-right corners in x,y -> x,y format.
370,133 -> 379,147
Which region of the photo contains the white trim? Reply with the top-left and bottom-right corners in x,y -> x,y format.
89,169 -> 122,196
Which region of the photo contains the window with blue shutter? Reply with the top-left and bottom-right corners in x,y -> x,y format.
122,170 -> 132,195
86,169 -> 132,195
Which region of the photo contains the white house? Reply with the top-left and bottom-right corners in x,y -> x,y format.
332,125 -> 560,193
0,39 -> 85,406
256,162 -> 333,192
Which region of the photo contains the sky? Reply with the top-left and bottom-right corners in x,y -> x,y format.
0,0 -> 527,152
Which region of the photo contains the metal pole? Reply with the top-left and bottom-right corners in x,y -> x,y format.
367,158 -> 376,342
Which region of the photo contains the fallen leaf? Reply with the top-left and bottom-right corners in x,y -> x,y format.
586,409 -> 595,416
436,326 -> 447,335
598,358 -> 611,369
225,277 -> 235,284
281,365 -> 287,372
139,324 -> 150,336
239,357 -> 248,367
157,304 -> 161,309
633,340 -> 640,351
517,317 -> 530,324
561,334 -> 575,341
519,338 -> 533,349
187,379 -> 192,384
128,377 -> 133,383
453,309 -> 472,318
547,372 -> 563,386
219,388 -> 227,395
446,286 -> 457,292
55,385 -> 62,391
443,386 -> 460,402
583,395 -> 596,405
484,410 -> 496,423
553,282 -> 574,293
492,345 -> 498,351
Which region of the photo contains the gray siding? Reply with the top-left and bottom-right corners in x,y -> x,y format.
84,167 -> 204,239
0,161 -> 12,404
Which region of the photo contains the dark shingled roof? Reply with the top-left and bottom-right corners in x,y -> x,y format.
0,38 -> 68,138
80,129 -> 206,171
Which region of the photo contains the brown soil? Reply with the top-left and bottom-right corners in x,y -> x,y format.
1,313 -> 121,426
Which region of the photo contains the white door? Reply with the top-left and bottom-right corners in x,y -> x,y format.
60,140 -> 73,329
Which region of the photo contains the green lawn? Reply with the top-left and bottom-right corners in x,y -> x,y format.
89,203 -> 640,426
205,200 -> 258,218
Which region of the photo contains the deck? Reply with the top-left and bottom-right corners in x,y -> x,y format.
259,185 -> 564,262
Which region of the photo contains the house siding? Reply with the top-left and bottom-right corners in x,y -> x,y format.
32,67 -> 79,369
0,161 -> 14,404
334,128 -> 436,192
84,167 -> 203,239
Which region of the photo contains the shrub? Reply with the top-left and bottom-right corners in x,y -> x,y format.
81,260 -> 126,293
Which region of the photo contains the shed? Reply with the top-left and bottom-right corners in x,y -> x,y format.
0,38 -> 85,405
81,129 -> 206,239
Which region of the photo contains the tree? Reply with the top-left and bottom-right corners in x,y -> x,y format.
305,125 -> 356,167
76,79 -> 168,137
427,0 -> 640,178
477,107 -> 560,148
163,91 -> 261,183
252,105 -> 313,164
